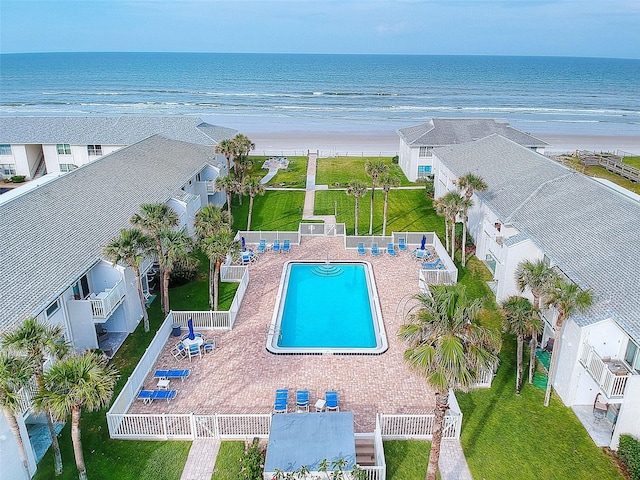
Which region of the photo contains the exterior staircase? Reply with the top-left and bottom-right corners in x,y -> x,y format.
355,437 -> 376,466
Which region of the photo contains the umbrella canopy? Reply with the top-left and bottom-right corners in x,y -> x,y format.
420,235 -> 426,250
241,236 -> 246,252
187,317 -> 195,340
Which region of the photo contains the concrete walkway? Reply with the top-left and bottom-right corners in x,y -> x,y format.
439,439 -> 474,480
302,152 -> 336,224
180,438 -> 221,480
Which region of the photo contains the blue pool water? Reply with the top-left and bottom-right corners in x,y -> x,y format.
278,263 -> 376,348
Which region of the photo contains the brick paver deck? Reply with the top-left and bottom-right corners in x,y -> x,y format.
131,236 -> 435,432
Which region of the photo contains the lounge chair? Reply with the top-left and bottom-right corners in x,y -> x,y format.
371,243 -> 380,256
422,259 -> 441,269
296,389 -> 310,412
282,239 -> 291,253
398,238 -> 407,252
256,239 -> 267,254
357,242 -> 366,256
274,389 -> 289,413
137,389 -> 154,405
154,369 -> 190,382
325,391 -> 339,412
152,389 -> 177,403
387,243 -> 397,257
272,239 -> 281,253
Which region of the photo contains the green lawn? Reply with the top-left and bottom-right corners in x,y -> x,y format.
231,190 -> 305,232
211,441 -> 245,480
384,440 -> 430,480
562,156 -> 640,194
622,155 -> 640,168
33,259 -> 239,480
245,155 -> 308,188
314,189 -> 445,237
315,156 -> 412,187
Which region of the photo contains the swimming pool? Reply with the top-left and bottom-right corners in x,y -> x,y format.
266,261 -> 387,354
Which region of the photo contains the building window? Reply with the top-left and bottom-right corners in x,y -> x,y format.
87,145 -> 102,156
0,144 -> 12,155
419,146 -> 433,157
625,340 -> 640,373
1,164 -> 16,175
45,300 -> 60,318
417,165 -> 432,178
57,144 -> 71,155
59,164 -> 77,172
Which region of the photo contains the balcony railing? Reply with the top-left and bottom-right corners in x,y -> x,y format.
90,279 -> 126,320
579,342 -> 629,399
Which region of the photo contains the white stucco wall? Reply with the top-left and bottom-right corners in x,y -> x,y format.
66,298 -> 99,352
2,144 -> 29,177
552,319 -> 583,405
0,413 -> 35,480
612,375 -> 640,449
496,240 -> 541,303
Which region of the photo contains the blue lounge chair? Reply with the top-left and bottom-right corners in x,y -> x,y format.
272,239 -> 281,253
398,237 -> 407,252
151,389 -> 177,403
256,239 -> 267,253
154,369 -> 190,382
296,389 -> 310,412
325,391 -> 339,412
274,389 -> 289,413
137,389 -> 154,405
357,242 -> 366,256
371,243 -> 380,256
387,243 -> 397,257
282,239 -> 291,253
422,259 -> 442,270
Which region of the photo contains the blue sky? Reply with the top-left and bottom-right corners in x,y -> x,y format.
1,0 -> 639,58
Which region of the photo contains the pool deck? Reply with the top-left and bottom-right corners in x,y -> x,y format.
130,236 -> 435,431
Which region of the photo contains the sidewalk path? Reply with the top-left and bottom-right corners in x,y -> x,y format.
180,438 -> 221,480
303,152 -> 336,224
438,439 -> 474,480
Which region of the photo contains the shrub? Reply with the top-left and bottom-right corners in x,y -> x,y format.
10,175 -> 26,183
618,435 -> 640,480
239,439 -> 264,480
392,155 -> 399,164
169,263 -> 198,287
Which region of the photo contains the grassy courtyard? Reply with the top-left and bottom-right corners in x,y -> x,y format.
315,156 -> 412,187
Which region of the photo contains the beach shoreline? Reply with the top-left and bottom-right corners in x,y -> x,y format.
242,128 -> 640,157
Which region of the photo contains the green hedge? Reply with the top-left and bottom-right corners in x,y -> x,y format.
619,435 -> 640,480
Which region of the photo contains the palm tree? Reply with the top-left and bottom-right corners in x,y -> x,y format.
345,180 -> 368,235
159,228 -> 198,314
398,285 -> 500,480
364,160 -> 389,235
379,174 -> 400,237
435,191 -> 464,259
0,352 -> 37,477
244,177 -> 265,230
543,278 -> 593,406
515,259 -> 557,383
234,155 -> 254,184
2,317 -> 69,475
501,296 -> 542,394
232,133 -> 255,179
37,351 -> 118,480
103,228 -> 154,332
194,204 -> 232,239
130,203 -> 179,314
215,138 -> 235,173
457,173 -> 487,266
215,174 -> 236,220
199,232 -> 240,310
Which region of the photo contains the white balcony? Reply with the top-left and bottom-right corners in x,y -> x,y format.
90,279 -> 126,321
579,342 -> 630,400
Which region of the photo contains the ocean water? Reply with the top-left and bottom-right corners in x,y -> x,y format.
1,52 -> 639,136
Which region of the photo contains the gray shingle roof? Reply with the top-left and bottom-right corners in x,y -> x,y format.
433,134 -> 640,341
0,116 -> 236,146
0,135 -> 221,334
397,118 -> 548,148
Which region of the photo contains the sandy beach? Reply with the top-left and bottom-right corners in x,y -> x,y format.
244,128 -> 640,158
